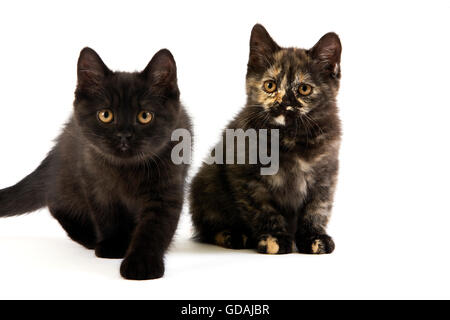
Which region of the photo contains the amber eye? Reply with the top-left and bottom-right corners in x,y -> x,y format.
98,109 -> 114,123
137,111 -> 153,124
298,84 -> 313,96
263,80 -> 277,93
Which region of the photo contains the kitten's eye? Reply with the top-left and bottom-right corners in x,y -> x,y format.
263,80 -> 277,93
98,109 -> 114,123
137,111 -> 153,124
298,84 -> 313,96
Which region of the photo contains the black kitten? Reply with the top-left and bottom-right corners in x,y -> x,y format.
190,24 -> 341,255
0,48 -> 192,280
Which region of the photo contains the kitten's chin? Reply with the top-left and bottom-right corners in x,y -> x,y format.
89,144 -> 150,165
114,149 -> 135,159
110,148 -> 148,162
107,152 -> 150,165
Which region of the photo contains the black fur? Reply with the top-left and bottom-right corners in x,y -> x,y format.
0,47 -> 192,280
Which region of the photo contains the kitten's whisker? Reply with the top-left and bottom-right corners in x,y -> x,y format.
303,113 -> 324,136
298,115 -> 311,146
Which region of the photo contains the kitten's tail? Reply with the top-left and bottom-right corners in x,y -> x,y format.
0,153 -> 52,217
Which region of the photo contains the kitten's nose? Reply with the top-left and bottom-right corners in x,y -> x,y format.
117,131 -> 133,141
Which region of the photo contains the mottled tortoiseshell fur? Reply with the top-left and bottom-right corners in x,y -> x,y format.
190,24 -> 342,254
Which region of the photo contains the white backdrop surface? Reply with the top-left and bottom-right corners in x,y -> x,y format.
0,0 -> 449,299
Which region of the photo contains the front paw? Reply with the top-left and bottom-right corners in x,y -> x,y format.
257,234 -> 293,254
120,253 -> 164,280
297,234 -> 335,254
95,237 -> 129,259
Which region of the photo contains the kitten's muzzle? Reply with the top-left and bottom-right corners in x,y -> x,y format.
273,103 -> 300,115
117,131 -> 133,152
119,144 -> 131,152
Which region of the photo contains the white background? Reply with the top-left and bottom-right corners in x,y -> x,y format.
0,0 -> 449,299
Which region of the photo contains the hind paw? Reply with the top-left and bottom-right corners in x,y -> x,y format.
214,231 -> 248,249
95,236 -> 130,259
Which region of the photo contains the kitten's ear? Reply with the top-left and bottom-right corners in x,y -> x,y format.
309,32 -> 342,78
142,49 -> 179,97
248,24 -> 281,73
77,47 -> 110,87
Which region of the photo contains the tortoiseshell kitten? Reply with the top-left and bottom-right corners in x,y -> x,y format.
190,24 -> 342,255
0,48 -> 192,279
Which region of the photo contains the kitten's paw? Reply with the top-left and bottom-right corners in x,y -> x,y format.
95,237 -> 129,259
257,234 -> 293,254
297,234 -> 335,254
120,253 -> 164,280
215,231 -> 249,249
